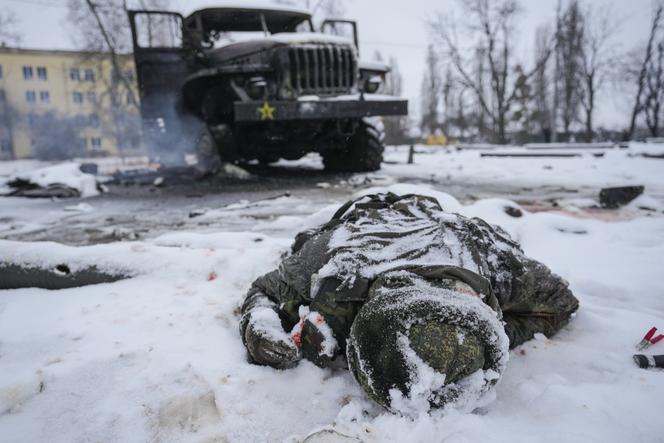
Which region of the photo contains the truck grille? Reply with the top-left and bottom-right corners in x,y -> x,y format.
286,44 -> 356,96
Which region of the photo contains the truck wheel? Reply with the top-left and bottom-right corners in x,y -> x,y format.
322,119 -> 385,172
195,128 -> 223,174
195,123 -> 240,174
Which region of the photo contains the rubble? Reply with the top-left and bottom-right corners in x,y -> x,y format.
504,206 -> 523,218
3,163 -> 102,198
6,181 -> 82,198
599,186 -> 645,209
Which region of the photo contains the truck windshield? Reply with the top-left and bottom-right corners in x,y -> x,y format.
207,19 -> 312,47
187,9 -> 313,48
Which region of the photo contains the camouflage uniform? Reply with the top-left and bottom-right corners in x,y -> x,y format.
240,193 -> 579,410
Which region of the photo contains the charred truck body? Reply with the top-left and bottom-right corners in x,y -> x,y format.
128,5 -> 408,172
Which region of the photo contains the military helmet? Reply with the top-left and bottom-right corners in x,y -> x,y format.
346,287 -> 508,413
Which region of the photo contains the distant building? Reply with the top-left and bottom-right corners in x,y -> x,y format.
0,47 -> 141,160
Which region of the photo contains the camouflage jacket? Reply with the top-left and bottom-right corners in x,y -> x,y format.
240,193 -> 579,367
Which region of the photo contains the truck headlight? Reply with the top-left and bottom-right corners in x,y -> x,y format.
363,75 -> 382,94
247,77 -> 267,100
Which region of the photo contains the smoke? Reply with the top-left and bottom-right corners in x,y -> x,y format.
140,92 -> 204,167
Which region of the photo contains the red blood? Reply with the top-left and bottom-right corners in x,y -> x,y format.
292,318 -> 305,348
292,331 -> 302,348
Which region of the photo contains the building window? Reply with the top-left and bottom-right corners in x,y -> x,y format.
72,92 -> 83,104
39,91 -> 50,103
86,91 -> 97,104
84,69 -> 95,82
0,89 -> 5,102
25,90 -> 36,103
70,68 -> 80,81
37,66 -> 48,80
127,91 -> 136,105
89,114 -> 100,127
0,65 -> 3,79
90,137 -> 102,150
1,139 -> 11,153
23,66 -> 34,80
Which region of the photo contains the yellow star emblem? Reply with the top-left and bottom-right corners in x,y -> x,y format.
258,101 -> 275,120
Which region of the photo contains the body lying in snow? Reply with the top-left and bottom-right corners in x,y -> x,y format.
240,193 -> 579,412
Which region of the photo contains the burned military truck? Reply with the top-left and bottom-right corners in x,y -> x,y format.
127,5 -> 408,172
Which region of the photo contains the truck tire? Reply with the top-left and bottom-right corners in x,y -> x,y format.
322,119 -> 385,172
195,127 -> 223,174
195,123 -> 240,174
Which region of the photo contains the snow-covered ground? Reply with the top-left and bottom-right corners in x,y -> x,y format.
1,145 -> 664,442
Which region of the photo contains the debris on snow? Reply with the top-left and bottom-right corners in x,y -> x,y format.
64,203 -> 94,213
599,186 -> 645,209
3,163 -> 101,198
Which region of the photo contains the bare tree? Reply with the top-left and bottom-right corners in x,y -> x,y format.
452,88 -> 472,140
534,24 -> 553,141
627,2 -> 664,139
307,0 -> 346,25
578,6 -> 615,142
319,0 -> 346,19
382,56 -> 409,144
441,66 -> 454,136
0,11 -> 22,46
67,0 -> 170,153
511,65 -> 534,143
557,0 -> 585,140
433,0 -> 553,144
642,41 -> 664,136
551,0 -> 563,142
473,45 -> 490,140
420,44 -> 442,135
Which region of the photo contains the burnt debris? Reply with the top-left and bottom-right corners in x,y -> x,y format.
599,186 -> 645,209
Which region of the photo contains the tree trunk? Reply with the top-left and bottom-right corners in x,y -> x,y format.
84,0 -> 138,109
628,5 -> 663,140
585,75 -> 595,142
497,111 -> 507,144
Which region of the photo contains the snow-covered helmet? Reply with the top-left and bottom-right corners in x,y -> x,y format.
346,285 -> 509,414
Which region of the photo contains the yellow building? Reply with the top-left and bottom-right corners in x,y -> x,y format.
0,47 -> 141,160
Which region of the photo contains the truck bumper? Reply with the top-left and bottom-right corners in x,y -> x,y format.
234,98 -> 408,122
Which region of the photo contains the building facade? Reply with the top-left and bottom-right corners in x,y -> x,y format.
0,47 -> 141,160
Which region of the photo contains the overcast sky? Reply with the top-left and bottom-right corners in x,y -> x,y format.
3,0 -> 656,128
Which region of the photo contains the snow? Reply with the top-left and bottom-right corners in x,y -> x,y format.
1,163 -> 100,198
316,195 -> 483,282
358,60 -> 390,72
306,311 -> 338,358
249,307 -> 295,344
179,1 -> 311,18
381,144 -> 664,194
1,146 -> 664,442
629,141 -> 664,157
390,333 -> 448,415
328,93 -> 404,102
265,32 -> 353,46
